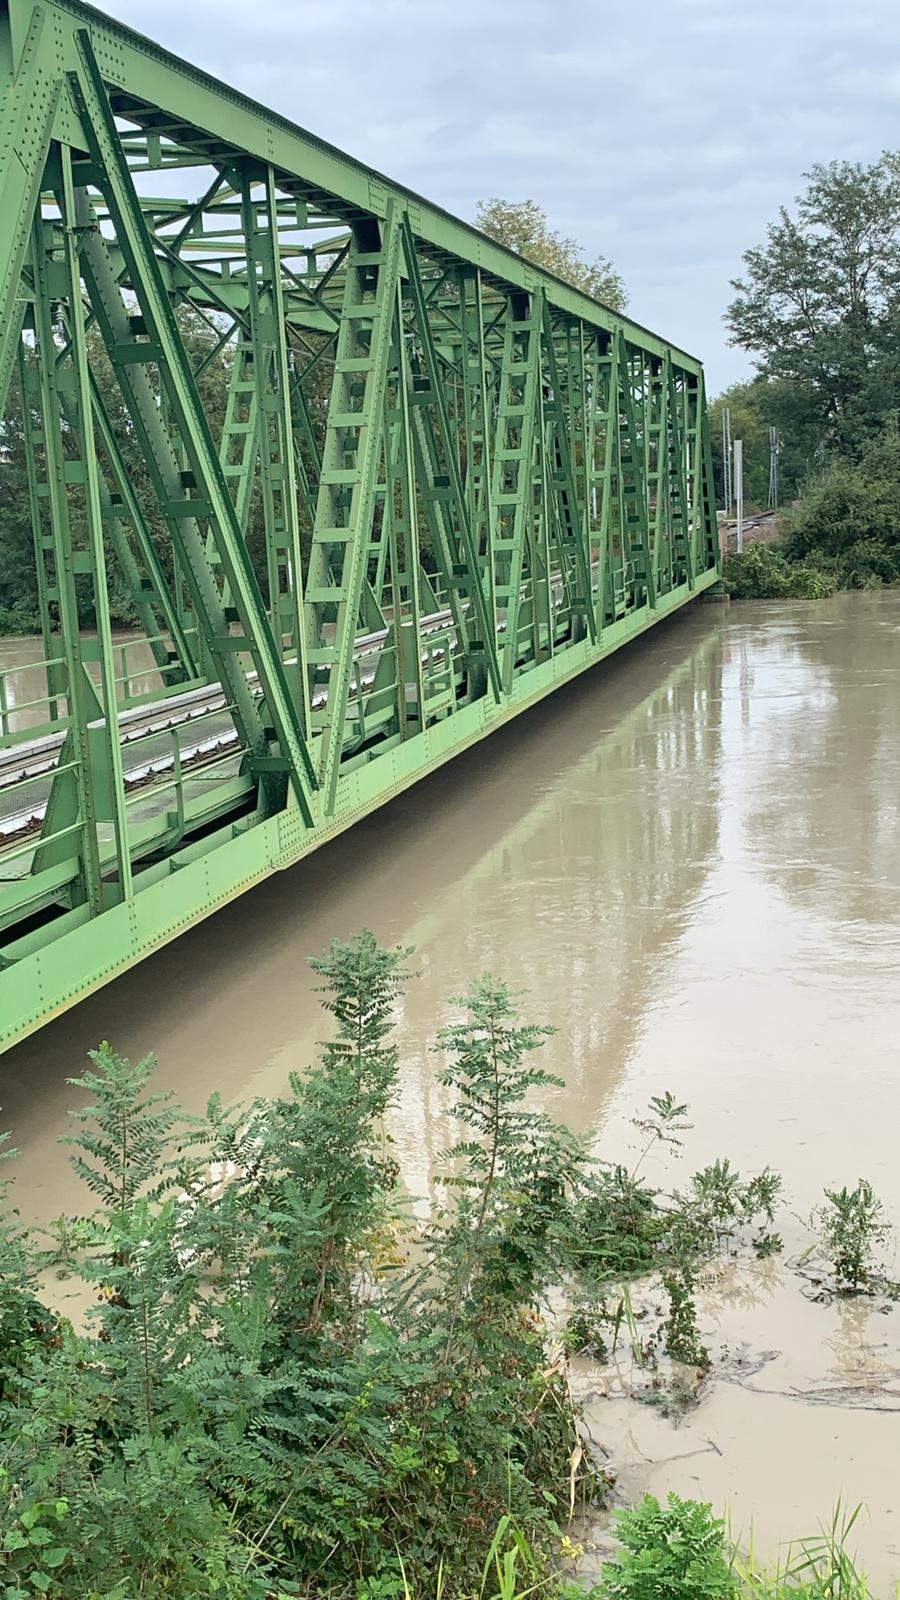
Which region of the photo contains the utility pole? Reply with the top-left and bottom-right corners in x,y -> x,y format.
734,438 -> 744,553
722,405 -> 733,515
767,426 -> 778,510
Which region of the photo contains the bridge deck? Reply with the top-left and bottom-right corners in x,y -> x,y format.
0,0 -> 720,1051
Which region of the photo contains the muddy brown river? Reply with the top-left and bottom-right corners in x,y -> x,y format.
2,592 -> 900,1585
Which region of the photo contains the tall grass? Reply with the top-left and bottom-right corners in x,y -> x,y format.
401,1501 -> 888,1600
734,1503 -> 875,1599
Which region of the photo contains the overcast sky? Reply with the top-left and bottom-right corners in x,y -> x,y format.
109,0 -> 900,394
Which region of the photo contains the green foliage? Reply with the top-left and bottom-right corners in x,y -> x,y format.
780,432 -> 900,590
600,1493 -> 736,1600
0,944 -> 802,1598
727,156 -> 900,459
0,937 -> 603,1599
723,542 -> 837,600
717,156 -> 900,582
475,199 -> 626,310
604,1498 -> 872,1600
63,1042 -> 194,1210
0,1132 -> 57,1403
816,1179 -> 890,1293
567,1096 -> 781,1376
570,1165 -> 664,1284
434,974 -> 584,1305
708,378 -> 821,509
690,1160 -> 782,1254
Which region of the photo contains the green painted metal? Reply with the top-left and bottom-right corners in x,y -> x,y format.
0,0 -> 720,1053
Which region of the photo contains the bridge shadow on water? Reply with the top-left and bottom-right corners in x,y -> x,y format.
1,602 -> 727,1219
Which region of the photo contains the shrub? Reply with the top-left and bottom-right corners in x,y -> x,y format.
600,1492 -> 736,1600
723,542 -> 836,600
816,1178 -> 890,1293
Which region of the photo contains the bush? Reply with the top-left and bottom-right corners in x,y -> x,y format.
723,542 -> 836,600
816,1178 -> 890,1293
773,432 -> 900,591
600,1493 -> 736,1600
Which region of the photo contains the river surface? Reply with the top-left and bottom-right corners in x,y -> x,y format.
2,592 -> 900,1585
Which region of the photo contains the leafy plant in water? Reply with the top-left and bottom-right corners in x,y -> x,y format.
433,974 -> 585,1308
600,1492 -> 736,1600
631,1093 -> 692,1175
570,1165 -> 664,1285
690,1160 -> 783,1256
816,1179 -> 890,1294
659,1207 -> 711,1371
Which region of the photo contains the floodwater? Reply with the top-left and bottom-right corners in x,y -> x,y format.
0,629 -> 168,734
2,592 -> 900,1586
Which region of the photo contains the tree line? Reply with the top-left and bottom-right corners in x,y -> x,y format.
717,155 -> 900,596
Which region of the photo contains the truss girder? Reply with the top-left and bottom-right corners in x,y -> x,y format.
0,0 -> 720,1052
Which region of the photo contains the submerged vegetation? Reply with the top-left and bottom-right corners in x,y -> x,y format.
0,932 -> 893,1597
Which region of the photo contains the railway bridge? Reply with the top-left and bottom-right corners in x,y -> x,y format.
0,0 -> 720,1051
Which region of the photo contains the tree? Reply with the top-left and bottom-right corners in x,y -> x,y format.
726,156 -> 900,457
707,377 -> 822,509
475,198 -> 626,310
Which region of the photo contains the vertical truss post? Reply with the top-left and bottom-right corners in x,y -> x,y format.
571,323 -> 597,626
400,217 -> 500,704
57,145 -> 132,897
240,165 -> 310,732
304,202 -> 401,813
665,359 -> 692,588
384,294 -> 424,733
695,371 -> 720,573
219,333 -> 258,534
607,332 -> 628,618
17,341 -> 64,721
491,289 -> 541,692
617,338 -> 656,612
532,361 -> 553,662
459,267 -> 498,642
71,32 -> 316,821
646,358 -> 666,596
588,331 -> 617,630
541,302 -> 596,645
28,168 -> 132,906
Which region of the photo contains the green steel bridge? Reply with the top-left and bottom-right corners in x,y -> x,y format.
0,0 -> 721,1053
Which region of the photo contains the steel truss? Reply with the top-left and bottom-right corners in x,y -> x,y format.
0,0 -> 720,1051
